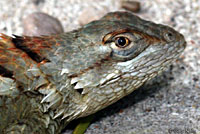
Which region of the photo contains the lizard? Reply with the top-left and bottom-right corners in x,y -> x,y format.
0,11 -> 186,134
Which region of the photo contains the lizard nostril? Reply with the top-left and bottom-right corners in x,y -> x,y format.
164,32 -> 175,42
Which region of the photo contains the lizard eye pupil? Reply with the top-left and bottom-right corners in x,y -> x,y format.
115,37 -> 130,48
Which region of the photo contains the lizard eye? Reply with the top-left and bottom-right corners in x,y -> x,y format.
115,37 -> 130,48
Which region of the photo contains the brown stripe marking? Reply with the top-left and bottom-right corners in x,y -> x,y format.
12,36 -> 50,63
102,28 -> 163,45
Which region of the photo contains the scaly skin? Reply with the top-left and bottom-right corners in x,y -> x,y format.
0,12 -> 186,134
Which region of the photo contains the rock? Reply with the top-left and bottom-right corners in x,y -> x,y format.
23,12 -> 64,36
31,0 -> 45,5
121,1 -> 141,13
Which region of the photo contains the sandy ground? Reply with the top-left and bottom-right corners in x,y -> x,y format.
0,0 -> 200,134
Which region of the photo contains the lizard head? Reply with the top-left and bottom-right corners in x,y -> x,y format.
44,12 -> 186,120
70,12 -> 186,117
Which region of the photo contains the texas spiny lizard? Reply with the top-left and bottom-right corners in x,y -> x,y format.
0,12 -> 186,134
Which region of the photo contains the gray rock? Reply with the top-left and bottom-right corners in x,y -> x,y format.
121,1 -> 141,13
23,12 -> 64,36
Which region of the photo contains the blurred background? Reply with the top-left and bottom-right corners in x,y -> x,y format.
0,0 -> 199,134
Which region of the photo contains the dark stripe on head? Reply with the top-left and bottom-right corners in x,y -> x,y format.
12,36 -> 49,63
0,65 -> 14,78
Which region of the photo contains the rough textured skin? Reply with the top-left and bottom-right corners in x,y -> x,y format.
0,12 -> 186,134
